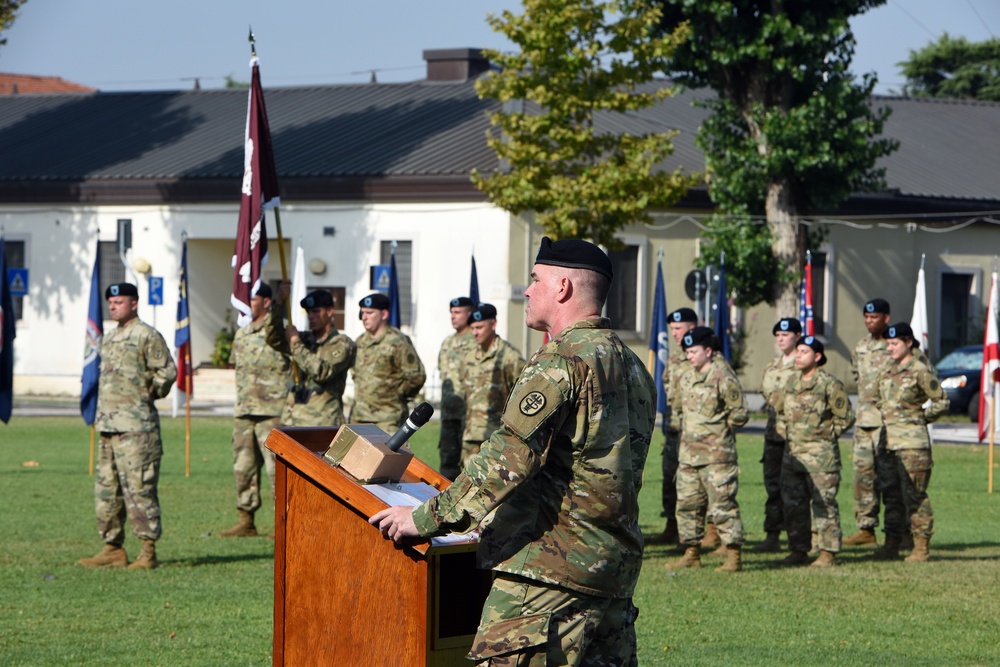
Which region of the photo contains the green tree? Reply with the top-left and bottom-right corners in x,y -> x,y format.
655,0 -> 897,312
472,0 -> 701,247
899,34 -> 1000,101
0,0 -> 27,49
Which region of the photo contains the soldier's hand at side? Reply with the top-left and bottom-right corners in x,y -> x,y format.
369,506 -> 419,543
284,325 -> 300,345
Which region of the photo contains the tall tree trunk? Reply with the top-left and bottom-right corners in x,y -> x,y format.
766,178 -> 805,316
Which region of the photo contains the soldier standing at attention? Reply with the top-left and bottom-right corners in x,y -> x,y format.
79,283 -> 176,570
774,336 -> 854,567
371,237 -> 655,666
844,298 -> 892,548
667,326 -> 749,573
460,303 -> 525,467
220,283 -> 292,538
437,296 -> 475,480
752,317 -> 802,553
872,323 -> 949,562
350,292 -> 426,433
270,287 -> 356,427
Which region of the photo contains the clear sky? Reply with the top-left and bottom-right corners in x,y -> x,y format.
1,1 -> 997,95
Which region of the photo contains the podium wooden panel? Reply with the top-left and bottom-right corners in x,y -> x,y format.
265,427 -> 491,667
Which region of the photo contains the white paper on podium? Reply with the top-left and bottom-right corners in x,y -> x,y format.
366,482 -> 475,546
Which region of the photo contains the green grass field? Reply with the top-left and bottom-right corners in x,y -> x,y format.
2,417 -> 999,666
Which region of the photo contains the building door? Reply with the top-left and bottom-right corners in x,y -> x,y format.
939,272 -> 974,358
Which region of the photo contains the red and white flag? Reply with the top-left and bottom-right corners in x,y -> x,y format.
231,56 -> 280,327
803,250 -> 815,336
979,267 -> 1000,442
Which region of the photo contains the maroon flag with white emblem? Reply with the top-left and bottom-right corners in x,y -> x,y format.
231,56 -> 280,327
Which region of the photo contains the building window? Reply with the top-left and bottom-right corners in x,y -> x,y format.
3,239 -> 25,320
380,241 -> 412,327
607,244 -> 639,332
810,250 -> 827,337
98,241 -> 127,321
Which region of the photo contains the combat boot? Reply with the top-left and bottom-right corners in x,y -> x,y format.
666,546 -> 701,569
700,522 -> 721,549
645,518 -> 679,545
780,550 -> 810,566
871,534 -> 902,560
751,531 -> 782,553
714,545 -> 742,572
843,528 -> 877,546
220,509 -> 258,538
904,536 -> 930,563
810,550 -> 837,567
127,539 -> 158,570
78,543 -> 128,568
899,532 -> 915,551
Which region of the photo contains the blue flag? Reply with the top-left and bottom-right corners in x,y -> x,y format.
469,255 -> 480,305
80,242 -> 103,425
175,237 -> 192,395
648,257 -> 669,434
715,258 -> 732,362
388,248 -> 401,328
1,238 -> 18,423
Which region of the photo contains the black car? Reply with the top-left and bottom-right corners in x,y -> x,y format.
935,345 -> 983,421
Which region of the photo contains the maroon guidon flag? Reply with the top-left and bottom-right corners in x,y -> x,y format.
231,55 -> 280,327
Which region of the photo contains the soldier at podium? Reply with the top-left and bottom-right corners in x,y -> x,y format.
372,237 -> 656,667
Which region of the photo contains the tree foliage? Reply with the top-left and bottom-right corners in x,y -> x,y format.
899,34 -> 1000,101
655,0 -> 897,312
0,0 -> 27,49
472,0 -> 701,247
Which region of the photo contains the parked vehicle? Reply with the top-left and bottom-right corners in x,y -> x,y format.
935,345 -> 983,421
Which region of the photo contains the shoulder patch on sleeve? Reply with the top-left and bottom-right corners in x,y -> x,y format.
919,372 -> 942,397
831,385 -> 849,418
502,371 -> 566,442
723,378 -> 743,407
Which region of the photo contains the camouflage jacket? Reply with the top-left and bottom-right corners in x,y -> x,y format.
438,330 -> 475,420
761,354 -> 797,442
95,317 -> 176,433
875,354 -> 949,450
774,368 -> 855,473
676,355 -> 748,466
412,317 -> 655,599
351,326 -> 426,426
231,317 -> 292,418
852,333 -> 892,429
462,336 -> 525,442
661,345 -> 687,432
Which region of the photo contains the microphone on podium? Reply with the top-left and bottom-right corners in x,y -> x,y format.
385,402 -> 435,452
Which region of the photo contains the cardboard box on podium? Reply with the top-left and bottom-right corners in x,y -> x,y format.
323,424 -> 414,483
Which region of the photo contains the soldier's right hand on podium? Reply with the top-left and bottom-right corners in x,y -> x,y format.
370,506 -> 419,544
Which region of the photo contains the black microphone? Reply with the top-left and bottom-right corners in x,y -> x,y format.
385,402 -> 435,452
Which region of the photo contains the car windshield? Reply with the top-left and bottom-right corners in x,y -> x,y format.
936,348 -> 981,371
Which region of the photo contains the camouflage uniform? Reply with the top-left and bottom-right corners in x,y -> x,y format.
93,317 -> 176,545
460,336 -> 525,466
230,317 -> 293,512
675,355 -> 749,547
660,346 -> 686,519
760,354 -> 798,535
350,326 -> 425,433
438,330 -> 476,480
411,318 -> 655,666
874,355 -> 949,539
773,368 -> 855,554
851,333 -> 892,530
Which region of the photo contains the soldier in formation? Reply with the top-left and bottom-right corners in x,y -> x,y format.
436,296 -> 475,480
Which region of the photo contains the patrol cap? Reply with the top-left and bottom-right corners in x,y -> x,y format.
864,298 -> 890,315
468,303 -> 497,325
450,296 -> 474,308
301,290 -> 335,309
773,317 -> 802,335
883,322 -> 914,340
681,326 -> 716,350
255,283 -> 273,299
534,236 -> 613,281
105,283 -> 138,300
669,307 -> 698,324
797,335 -> 827,366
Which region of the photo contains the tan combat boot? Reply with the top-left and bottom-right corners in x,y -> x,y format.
871,534 -> 902,560
904,536 -> 930,563
78,544 -> 128,568
810,550 -> 837,567
780,550 -> 810,566
220,509 -> 258,538
666,546 -> 701,569
714,545 -> 742,572
127,539 -> 158,570
751,531 -> 782,553
843,528 -> 877,546
700,522 -> 721,549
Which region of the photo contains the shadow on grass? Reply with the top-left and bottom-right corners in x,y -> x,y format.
169,552 -> 275,567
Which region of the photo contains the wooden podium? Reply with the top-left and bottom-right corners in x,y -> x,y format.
265,427 -> 491,666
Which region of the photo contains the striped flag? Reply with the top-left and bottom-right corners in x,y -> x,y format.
803,250 -> 815,336
80,242 -> 102,425
979,267 -> 1000,442
176,237 -> 192,396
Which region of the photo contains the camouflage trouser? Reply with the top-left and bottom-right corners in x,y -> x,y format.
94,431 -> 162,544
676,462 -> 744,547
879,448 -> 934,538
232,416 -> 279,513
781,467 -> 841,553
438,418 -> 463,481
761,437 -> 786,533
468,574 -> 638,667
661,429 -> 679,519
462,440 -> 483,468
851,426 -> 884,530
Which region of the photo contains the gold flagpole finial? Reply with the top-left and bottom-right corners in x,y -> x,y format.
248,26 -> 256,57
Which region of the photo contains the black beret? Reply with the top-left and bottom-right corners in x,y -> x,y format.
255,283 -> 273,299
359,292 -> 391,311
797,335 -> 827,366
105,283 -> 138,299
534,236 -> 613,281
681,326 -> 716,350
669,307 -> 697,324
468,303 -> 497,325
883,322 -> 914,340
773,317 -> 802,335
301,290 -> 334,309
864,298 -> 890,315
450,296 -> 474,308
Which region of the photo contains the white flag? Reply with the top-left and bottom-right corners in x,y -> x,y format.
291,243 -> 308,332
910,262 -> 929,359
